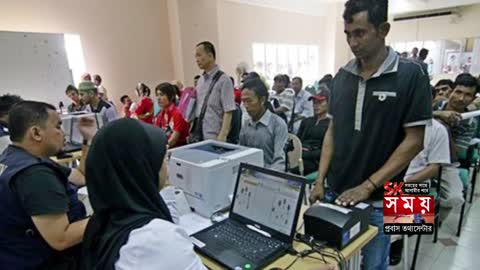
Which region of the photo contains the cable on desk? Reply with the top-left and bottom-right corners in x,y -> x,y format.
294,233 -> 349,270
312,246 -> 346,270
306,254 -> 328,264
284,255 -> 300,270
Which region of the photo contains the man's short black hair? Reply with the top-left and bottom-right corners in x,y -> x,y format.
65,85 -> 79,95
319,74 -> 334,91
0,94 -> 23,119
246,72 -> 260,81
274,74 -> 288,87
120,95 -> 130,104
9,101 -> 56,142
242,78 -> 269,100
283,74 -> 291,86
435,79 -> 454,89
292,77 -> 303,85
343,0 -> 389,28
455,73 -> 479,94
196,41 -> 216,59
319,74 -> 333,83
419,48 -> 429,60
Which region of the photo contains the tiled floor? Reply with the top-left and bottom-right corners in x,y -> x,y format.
390,182 -> 479,270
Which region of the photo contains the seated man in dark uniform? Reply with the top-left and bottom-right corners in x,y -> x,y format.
0,101 -> 96,269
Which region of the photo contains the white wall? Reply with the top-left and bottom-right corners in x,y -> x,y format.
173,0 -> 220,86
389,4 -> 480,42
0,0 -> 174,107
216,0 -> 329,84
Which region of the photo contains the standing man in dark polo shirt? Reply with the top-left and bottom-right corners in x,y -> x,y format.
194,41 -> 236,142
309,0 -> 432,269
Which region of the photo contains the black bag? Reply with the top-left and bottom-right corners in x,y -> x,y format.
270,98 -> 288,124
226,104 -> 242,144
189,71 -> 224,143
288,100 -> 297,133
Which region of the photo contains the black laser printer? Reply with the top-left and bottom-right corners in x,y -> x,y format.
304,202 -> 373,250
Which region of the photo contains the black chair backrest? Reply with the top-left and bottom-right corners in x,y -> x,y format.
227,105 -> 242,144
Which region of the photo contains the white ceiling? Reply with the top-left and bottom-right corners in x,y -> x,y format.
226,0 -> 480,16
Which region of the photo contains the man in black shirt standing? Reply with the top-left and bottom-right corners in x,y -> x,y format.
297,88 -> 330,175
309,0 -> 432,269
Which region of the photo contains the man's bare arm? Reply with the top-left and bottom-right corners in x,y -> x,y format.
68,144 -> 90,186
217,111 -> 233,141
32,214 -> 89,251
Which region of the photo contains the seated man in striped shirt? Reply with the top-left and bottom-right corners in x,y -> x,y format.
433,73 -> 478,154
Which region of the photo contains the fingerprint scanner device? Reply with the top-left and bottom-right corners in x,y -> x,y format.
304,202 -> 372,250
167,140 -> 264,217
61,112 -> 104,153
192,163 -> 305,270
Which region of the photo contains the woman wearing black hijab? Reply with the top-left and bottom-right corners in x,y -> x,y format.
82,118 -> 206,270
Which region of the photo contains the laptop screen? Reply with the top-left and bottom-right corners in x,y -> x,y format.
61,113 -> 104,144
231,165 -> 303,236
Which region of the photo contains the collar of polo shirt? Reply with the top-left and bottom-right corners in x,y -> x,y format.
342,47 -> 400,79
203,64 -> 220,79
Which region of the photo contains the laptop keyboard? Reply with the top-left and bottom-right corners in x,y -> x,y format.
205,220 -> 284,262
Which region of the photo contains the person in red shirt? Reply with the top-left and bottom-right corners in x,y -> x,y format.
135,83 -> 154,124
154,82 -> 190,148
231,77 -> 242,105
120,95 -> 133,118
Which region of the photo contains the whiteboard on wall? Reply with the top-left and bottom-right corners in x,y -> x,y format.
0,31 -> 73,108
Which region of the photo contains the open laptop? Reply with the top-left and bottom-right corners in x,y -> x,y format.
191,163 -> 305,270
